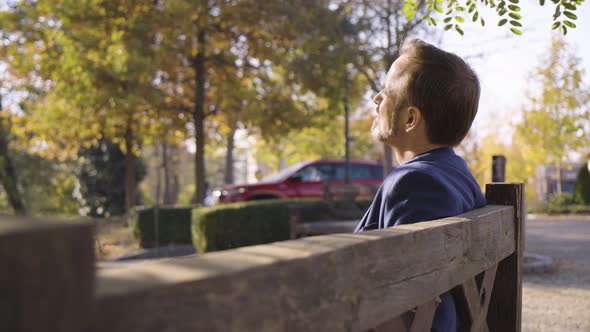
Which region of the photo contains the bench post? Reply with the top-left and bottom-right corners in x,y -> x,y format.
485,183 -> 524,332
0,217 -> 95,332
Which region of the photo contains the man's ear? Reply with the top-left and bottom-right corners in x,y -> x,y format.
405,106 -> 422,131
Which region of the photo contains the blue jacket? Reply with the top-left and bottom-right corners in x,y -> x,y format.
354,147 -> 486,332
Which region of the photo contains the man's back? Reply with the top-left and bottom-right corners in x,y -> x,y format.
354,147 -> 486,331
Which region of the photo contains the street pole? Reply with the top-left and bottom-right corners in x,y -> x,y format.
344,68 -> 351,185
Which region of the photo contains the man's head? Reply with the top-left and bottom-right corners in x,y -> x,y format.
371,39 -> 480,149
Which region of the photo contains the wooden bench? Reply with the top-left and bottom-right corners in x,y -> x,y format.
0,183 -> 524,332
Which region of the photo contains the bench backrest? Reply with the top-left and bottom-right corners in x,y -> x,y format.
0,183 -> 524,332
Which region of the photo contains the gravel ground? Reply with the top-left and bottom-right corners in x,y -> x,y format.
523,216 -> 590,332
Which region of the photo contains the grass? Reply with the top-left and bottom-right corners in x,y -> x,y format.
94,216 -> 139,261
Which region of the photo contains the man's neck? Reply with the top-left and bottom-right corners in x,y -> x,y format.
393,143 -> 448,165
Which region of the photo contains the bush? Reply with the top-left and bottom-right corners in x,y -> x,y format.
529,192 -> 590,215
129,206 -> 193,248
192,200 -> 291,253
548,192 -> 576,206
192,198 -> 373,253
574,165 -> 590,204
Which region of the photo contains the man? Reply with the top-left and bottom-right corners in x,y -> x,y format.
354,39 -> 486,332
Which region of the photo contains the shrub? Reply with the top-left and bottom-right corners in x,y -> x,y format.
192,200 -> 291,253
192,198 -> 372,253
529,192 -> 590,215
129,206 -> 193,248
573,165 -> 590,204
547,192 -> 575,206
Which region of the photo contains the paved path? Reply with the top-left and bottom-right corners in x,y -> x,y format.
523,215 -> 590,332
526,214 -> 590,264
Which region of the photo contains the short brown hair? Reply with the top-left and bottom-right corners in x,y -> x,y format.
397,39 -> 480,146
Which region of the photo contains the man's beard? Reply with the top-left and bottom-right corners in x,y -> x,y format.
371,113 -> 399,143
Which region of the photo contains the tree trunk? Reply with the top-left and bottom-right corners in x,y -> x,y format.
191,2 -> 208,205
555,161 -> 562,194
224,128 -> 235,185
124,120 -> 136,212
0,94 -> 26,215
162,142 -> 174,205
381,0 -> 395,177
155,144 -> 162,206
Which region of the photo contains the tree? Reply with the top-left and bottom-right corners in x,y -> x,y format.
0,92 -> 26,214
76,139 -> 146,217
0,0 -> 176,213
155,0 -> 357,201
516,35 -> 588,194
573,163 -> 590,204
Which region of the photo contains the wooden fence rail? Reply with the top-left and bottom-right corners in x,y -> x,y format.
0,183 -> 523,332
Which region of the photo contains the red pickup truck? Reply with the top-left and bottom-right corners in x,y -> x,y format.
217,159 -> 385,203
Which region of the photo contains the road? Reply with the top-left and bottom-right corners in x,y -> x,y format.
522,215 -> 590,332
526,214 -> 590,264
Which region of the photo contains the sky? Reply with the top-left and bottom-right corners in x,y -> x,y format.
436,0 -> 590,138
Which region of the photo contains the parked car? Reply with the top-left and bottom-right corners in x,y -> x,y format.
216,159 -> 385,204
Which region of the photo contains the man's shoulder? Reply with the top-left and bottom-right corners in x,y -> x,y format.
387,162 -> 441,184
384,164 -> 447,194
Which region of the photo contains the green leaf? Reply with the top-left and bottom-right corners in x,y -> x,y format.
455,16 -> 465,22
510,20 -> 522,27
563,3 -> 576,10
563,20 -> 577,28
539,0 -> 545,5
499,9 -> 507,16
430,17 -> 438,26
455,24 -> 464,35
561,25 -> 568,35
444,16 -> 453,23
508,0 -> 519,3
553,7 -> 561,19
480,17 -> 485,26
509,13 -> 522,19
472,12 -> 479,21
510,27 -> 522,35
402,0 -> 418,20
435,4 -> 444,13
468,4 -> 476,13
445,23 -> 453,31
498,18 -> 508,26
508,4 -> 521,11
552,21 -> 561,29
456,6 -> 466,11
563,11 -> 577,20
445,8 -> 453,15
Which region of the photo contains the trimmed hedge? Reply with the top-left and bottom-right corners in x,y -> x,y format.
192,198 -> 374,253
192,200 -> 292,253
129,206 -> 193,248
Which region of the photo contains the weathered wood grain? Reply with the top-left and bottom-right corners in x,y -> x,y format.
485,183 -> 524,332
0,217 -> 95,332
92,205 -> 515,332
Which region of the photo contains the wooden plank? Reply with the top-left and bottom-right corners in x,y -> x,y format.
372,313 -> 411,332
472,264 -> 497,331
91,205 -> 514,332
485,183 -> 524,332
296,220 -> 358,235
0,217 -> 95,332
409,298 -> 439,332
